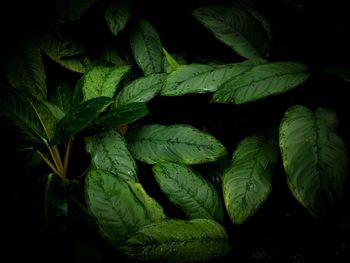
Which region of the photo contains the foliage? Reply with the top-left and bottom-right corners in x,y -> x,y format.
1,0 -> 349,262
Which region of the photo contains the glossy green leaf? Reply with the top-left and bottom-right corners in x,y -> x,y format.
115,73 -> 166,107
1,40 -> 47,100
95,102 -> 149,130
85,168 -> 165,247
153,162 -> 224,222
120,218 -> 231,263
161,59 -> 267,96
279,105 -> 348,218
51,97 -> 112,145
105,0 -> 131,36
127,124 -> 227,164
129,19 -> 163,75
193,5 -> 269,59
162,47 -> 180,72
42,173 -> 68,233
43,101 -> 65,121
222,135 -> 279,224
85,129 -> 138,182
81,62 -> 131,101
40,31 -> 90,73
56,0 -> 98,22
212,62 -> 310,104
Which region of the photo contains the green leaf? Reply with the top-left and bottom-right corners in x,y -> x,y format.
85,129 -> 138,182
40,31 -> 90,73
56,0 -> 98,22
161,59 -> 267,96
101,44 -> 127,66
49,80 -> 73,113
212,62 -> 310,104
120,218 -> 231,263
222,135 -> 279,224
127,124 -> 227,164
85,168 -> 165,247
104,0 -> 132,36
42,173 -> 68,234
162,47 -> 180,72
95,102 -> 149,130
279,106 -> 348,218
43,101 -> 66,121
2,40 -> 47,100
193,5 -> 269,59
51,97 -> 112,145
115,73 -> 166,107
81,62 -> 131,101
153,162 -> 224,222
0,89 -> 47,143
129,19 -> 163,75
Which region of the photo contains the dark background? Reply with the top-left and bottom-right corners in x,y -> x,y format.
1,0 -> 349,262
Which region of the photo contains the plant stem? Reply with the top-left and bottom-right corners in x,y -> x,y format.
36,150 -> 61,176
63,137 -> 74,176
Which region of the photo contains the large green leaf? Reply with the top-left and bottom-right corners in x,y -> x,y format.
104,0 -> 131,36
2,40 -> 47,100
56,0 -> 98,22
40,31 -> 90,73
222,135 -> 278,224
85,129 -> 138,182
120,218 -> 231,263
81,62 -> 131,101
85,168 -> 165,247
95,102 -> 149,130
193,5 -> 269,59
127,124 -> 227,164
212,62 -> 310,104
161,59 -> 267,96
129,19 -> 163,75
153,162 -> 224,222
51,97 -> 112,145
115,73 -> 166,107
279,106 -> 348,218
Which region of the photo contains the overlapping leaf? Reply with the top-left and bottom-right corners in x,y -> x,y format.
129,19 -> 163,75
153,162 -> 224,222
85,168 -> 165,247
120,218 -> 231,263
193,5 -> 269,59
85,129 -> 138,182
115,73 -> 166,107
223,135 -> 278,224
81,63 -> 131,101
279,106 -> 348,217
161,59 -> 267,96
212,62 -> 309,104
127,124 -> 227,164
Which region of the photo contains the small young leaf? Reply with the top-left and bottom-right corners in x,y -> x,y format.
127,124 -> 227,164
2,40 -> 47,100
162,47 -> 180,72
40,30 -> 90,73
115,73 -> 166,107
85,129 -> 138,182
120,218 -> 231,263
129,19 -> 163,75
212,62 -> 309,104
279,105 -> 348,218
81,62 -> 131,101
193,5 -> 269,59
51,97 -> 112,145
56,0 -> 98,22
222,135 -> 279,224
153,162 -> 224,222
85,168 -> 165,247
95,102 -> 149,130
104,0 -> 132,36
161,59 -> 267,96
